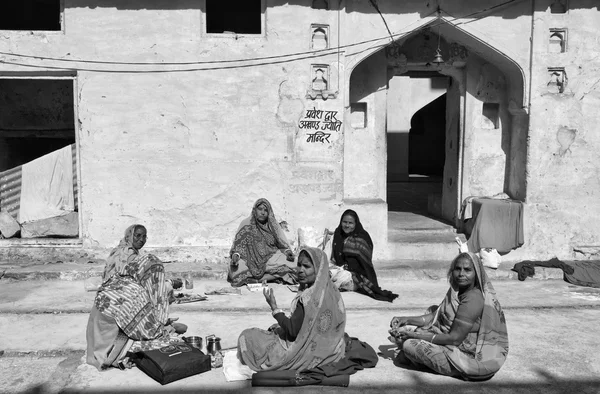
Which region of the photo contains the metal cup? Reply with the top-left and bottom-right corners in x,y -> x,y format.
205,334 -> 222,356
183,336 -> 203,351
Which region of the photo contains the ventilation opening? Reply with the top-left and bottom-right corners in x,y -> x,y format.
0,78 -> 79,240
0,0 -> 62,31
206,0 -> 262,34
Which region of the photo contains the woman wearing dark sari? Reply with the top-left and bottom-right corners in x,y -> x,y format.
228,198 -> 297,287
237,247 -> 347,372
388,252 -> 509,380
86,224 -> 184,370
330,209 -> 398,302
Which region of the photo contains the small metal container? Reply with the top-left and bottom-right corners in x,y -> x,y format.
185,273 -> 194,289
205,334 -> 222,356
183,336 -> 203,351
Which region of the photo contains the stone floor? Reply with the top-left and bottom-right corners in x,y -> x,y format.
1,277 -> 600,393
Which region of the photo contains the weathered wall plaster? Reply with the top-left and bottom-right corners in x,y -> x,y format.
0,0 -> 598,262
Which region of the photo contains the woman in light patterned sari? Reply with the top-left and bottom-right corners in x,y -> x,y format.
86,224 -> 183,370
228,198 -> 297,287
237,247 -> 346,371
388,252 -> 509,380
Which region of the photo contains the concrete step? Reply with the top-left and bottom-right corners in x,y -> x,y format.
0,257 -> 564,283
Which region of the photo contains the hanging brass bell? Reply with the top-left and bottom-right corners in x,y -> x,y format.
432,48 -> 444,65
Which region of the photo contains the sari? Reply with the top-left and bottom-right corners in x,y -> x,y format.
228,198 -> 297,287
402,252 -> 509,380
331,210 -> 398,302
86,225 -> 173,370
237,247 -> 346,372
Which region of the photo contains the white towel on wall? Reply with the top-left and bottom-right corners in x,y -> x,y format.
19,145 -> 75,223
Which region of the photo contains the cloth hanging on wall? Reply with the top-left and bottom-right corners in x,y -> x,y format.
19,145 -> 74,223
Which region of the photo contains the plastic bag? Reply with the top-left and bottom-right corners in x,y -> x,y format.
455,237 -> 469,253
480,248 -> 502,269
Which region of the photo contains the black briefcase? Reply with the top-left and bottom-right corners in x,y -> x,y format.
132,343 -> 211,385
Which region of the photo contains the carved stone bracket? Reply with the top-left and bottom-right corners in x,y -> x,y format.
306,89 -> 338,100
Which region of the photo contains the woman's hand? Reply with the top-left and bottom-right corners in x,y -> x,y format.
398,330 -> 417,341
285,250 -> 295,262
390,316 -> 410,329
263,287 -> 278,310
231,253 -> 240,267
268,323 -> 280,332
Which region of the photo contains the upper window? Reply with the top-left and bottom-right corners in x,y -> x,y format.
206,0 -> 262,35
0,0 -> 62,31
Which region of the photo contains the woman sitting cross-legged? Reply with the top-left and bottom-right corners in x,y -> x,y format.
237,247 -> 378,386
228,198 -> 297,287
237,247 -> 346,371
86,224 -> 186,370
388,252 -> 509,381
329,209 -> 398,302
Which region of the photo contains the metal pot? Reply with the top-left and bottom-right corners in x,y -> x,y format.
182,336 -> 203,350
205,334 -> 222,356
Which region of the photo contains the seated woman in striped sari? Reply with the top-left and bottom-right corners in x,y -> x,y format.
86,224 -> 185,370
329,209 -> 398,302
388,252 -> 509,380
228,198 -> 297,287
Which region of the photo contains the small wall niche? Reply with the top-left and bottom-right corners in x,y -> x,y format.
311,64 -> 329,91
549,29 -> 567,53
311,24 -> 329,50
306,64 -> 337,100
550,0 -> 568,14
482,103 -> 500,129
350,103 -> 367,129
547,67 -> 567,94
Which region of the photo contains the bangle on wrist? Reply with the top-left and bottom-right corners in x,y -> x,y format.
272,308 -> 284,317
431,334 -> 437,344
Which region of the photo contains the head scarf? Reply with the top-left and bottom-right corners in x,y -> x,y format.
102,224 -> 144,282
429,252 -> 509,379
238,247 -> 346,371
230,198 -> 291,278
95,225 -> 170,341
331,209 -> 373,267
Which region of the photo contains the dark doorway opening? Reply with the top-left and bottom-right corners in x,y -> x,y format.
387,73 -> 449,216
206,0 -> 262,34
0,0 -> 62,31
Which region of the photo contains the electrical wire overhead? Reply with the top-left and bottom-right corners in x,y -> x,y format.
0,0 -> 524,73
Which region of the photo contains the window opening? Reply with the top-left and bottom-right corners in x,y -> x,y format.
0,78 -> 78,240
206,0 -> 262,34
0,0 -> 62,31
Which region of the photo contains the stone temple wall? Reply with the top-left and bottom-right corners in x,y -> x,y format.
0,0 -> 599,262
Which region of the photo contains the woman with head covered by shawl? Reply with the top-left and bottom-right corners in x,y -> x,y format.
329,209 -> 398,302
237,247 -> 346,372
86,224 -> 185,370
228,198 -> 297,287
388,252 -> 509,380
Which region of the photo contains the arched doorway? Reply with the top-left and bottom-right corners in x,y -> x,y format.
345,17 -> 528,233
